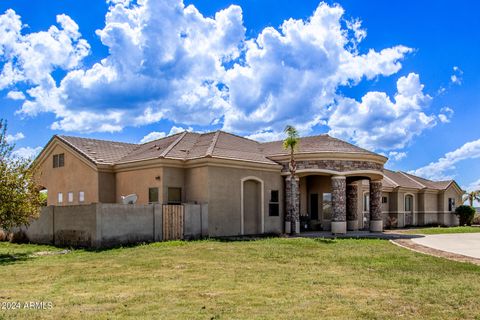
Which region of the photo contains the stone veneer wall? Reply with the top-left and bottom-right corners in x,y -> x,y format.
281,160 -> 383,173
285,176 -> 300,233
346,184 -> 358,222
331,177 -> 346,222
369,181 -> 383,221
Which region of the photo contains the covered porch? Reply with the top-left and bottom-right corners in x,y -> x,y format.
285,172 -> 384,235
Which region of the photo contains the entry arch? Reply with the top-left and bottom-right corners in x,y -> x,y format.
240,176 -> 265,235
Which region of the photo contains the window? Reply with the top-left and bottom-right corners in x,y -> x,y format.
149,187 -> 159,203
167,187 -> 182,204
448,198 -> 455,212
53,153 -> 65,168
269,190 -> 279,216
68,192 -> 73,203
79,191 -> 85,203
363,194 -> 370,212
405,195 -> 413,212
322,193 -> 332,220
382,196 -> 388,204
57,192 -> 63,204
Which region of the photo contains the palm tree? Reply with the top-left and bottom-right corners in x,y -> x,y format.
283,125 -> 299,234
463,190 -> 480,207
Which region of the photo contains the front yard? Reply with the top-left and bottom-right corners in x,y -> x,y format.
1,238 -> 479,319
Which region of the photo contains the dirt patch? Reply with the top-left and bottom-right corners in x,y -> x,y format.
391,239 -> 480,266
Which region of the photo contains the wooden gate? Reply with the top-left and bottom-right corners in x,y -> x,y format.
162,205 -> 184,240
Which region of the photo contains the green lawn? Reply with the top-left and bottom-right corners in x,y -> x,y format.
1,238 -> 479,319
404,226 -> 480,235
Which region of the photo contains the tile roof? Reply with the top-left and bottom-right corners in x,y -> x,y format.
382,169 -> 454,191
56,131 -> 455,190
260,134 -> 378,157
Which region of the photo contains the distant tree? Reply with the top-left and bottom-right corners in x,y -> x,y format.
283,125 -> 300,234
0,119 -> 42,231
463,190 -> 480,207
454,205 -> 476,226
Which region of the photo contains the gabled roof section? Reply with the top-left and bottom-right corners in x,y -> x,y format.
260,134 -> 380,157
382,169 -> 457,191
58,135 -> 137,165
118,133 -> 184,163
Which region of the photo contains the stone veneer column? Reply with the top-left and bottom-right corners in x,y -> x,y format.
285,175 -> 300,234
346,184 -> 359,231
331,176 -> 347,234
369,180 -> 383,232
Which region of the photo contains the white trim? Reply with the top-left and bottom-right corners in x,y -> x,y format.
240,176 -> 265,235
331,175 -> 346,180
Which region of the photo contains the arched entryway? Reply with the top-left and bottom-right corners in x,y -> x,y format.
240,177 -> 264,235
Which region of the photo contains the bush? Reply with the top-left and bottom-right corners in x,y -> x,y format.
454,205 -> 476,226
473,213 -> 480,226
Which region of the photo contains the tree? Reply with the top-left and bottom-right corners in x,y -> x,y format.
283,125 -> 299,234
0,119 -> 42,231
454,205 -> 476,226
463,190 -> 480,207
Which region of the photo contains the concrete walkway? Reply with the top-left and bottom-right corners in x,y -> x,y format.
411,233 -> 480,259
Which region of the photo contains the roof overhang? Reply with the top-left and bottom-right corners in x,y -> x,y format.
267,151 -> 387,165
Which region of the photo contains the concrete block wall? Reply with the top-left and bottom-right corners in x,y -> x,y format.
23,203 -> 208,248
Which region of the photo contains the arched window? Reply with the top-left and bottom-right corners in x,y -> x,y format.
405,194 -> 413,212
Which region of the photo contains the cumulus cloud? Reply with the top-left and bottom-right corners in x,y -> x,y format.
410,138 -> 480,180
6,90 -> 25,100
140,131 -> 166,143
5,132 -> 25,143
328,73 -> 436,150
0,1 -> 449,151
438,107 -> 454,123
12,146 -> 42,159
388,151 -> 407,162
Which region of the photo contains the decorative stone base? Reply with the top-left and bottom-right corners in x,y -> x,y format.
331,221 -> 347,234
285,221 -> 291,234
284,221 -> 300,234
370,220 -> 383,232
347,220 -> 358,231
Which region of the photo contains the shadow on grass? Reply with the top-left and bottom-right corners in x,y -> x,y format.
0,253 -> 32,265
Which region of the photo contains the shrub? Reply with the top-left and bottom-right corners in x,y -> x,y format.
454,205 -> 476,226
473,213 -> 480,226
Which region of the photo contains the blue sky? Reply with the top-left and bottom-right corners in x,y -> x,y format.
1,0 -> 479,196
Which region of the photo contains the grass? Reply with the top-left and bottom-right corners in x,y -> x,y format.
0,238 -> 479,319
404,226 -> 480,235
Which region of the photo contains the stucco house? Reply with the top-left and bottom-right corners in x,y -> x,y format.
33,131 -> 463,236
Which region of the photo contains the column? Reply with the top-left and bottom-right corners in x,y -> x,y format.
346,183 -> 358,231
331,175 -> 346,234
369,180 -> 383,232
285,175 -> 300,234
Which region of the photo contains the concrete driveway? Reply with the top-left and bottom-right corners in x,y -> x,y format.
412,233 -> 480,259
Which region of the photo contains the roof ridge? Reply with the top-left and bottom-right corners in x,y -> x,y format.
138,131 -> 184,145
206,130 -> 220,157
58,134 -> 136,146
398,171 -> 426,188
161,131 -> 188,158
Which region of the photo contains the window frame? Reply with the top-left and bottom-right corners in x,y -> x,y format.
269,190 -> 280,216
405,194 -> 413,212
57,192 -> 63,204
167,187 -> 182,205
53,153 -> 65,168
79,191 -> 85,203
148,187 -> 159,204
382,196 -> 388,204
67,192 -> 73,203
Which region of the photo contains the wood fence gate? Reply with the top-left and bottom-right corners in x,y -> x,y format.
162,205 -> 184,240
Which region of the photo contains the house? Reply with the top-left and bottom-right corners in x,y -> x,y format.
33,131 -> 463,236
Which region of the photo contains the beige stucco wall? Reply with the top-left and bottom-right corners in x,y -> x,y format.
305,175 -> 332,230
184,167 -> 209,204
207,166 -> 283,237
98,172 -> 116,203
36,144 -> 99,206
162,167 -> 185,204
116,167 -> 163,204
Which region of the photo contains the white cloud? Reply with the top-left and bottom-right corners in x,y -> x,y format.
464,179 -> 480,192
169,126 -> 193,135
438,106 -> 454,123
450,66 -> 463,85
12,146 -> 42,159
388,151 -> 407,161
6,90 -> 25,100
5,132 -> 25,143
0,1 -> 448,150
140,131 -> 166,143
328,73 -> 437,150
411,138 -> 480,180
